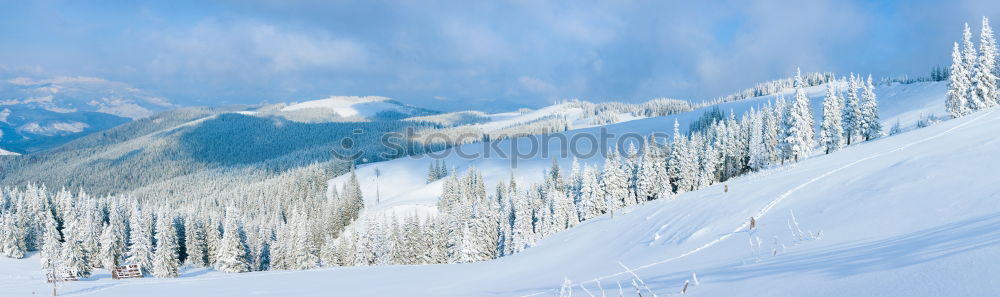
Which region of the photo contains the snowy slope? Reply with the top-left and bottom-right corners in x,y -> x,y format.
2,92 -> 997,297
0,148 -> 18,155
330,81 -> 948,218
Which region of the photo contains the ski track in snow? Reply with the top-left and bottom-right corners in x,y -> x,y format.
522,109 -> 994,296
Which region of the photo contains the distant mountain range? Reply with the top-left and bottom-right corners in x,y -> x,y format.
0,75 -> 181,153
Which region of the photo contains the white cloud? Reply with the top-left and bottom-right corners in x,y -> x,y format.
518,76 -> 556,94
150,20 -> 368,80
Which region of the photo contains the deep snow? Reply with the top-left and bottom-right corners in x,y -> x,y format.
2,81 -> 998,297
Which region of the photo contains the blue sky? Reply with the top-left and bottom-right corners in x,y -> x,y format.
1,0 -> 998,112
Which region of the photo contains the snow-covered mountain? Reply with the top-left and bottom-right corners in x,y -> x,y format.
264,96 -> 438,122
0,80 -> 995,297
0,76 -> 175,119
0,105 -> 130,154
0,75 -> 177,153
0,148 -> 18,155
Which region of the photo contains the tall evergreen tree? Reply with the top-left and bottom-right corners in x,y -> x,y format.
820,82 -> 845,153
859,75 -> 882,141
600,150 -> 628,209
127,208 -> 154,273
215,215 -> 249,273
98,208 -> 127,269
948,42 -> 973,117
842,75 -> 862,145
963,23 -> 987,111
183,217 -> 208,267
0,215 -> 26,258
974,17 -> 999,107
39,212 -> 62,271
782,69 -> 815,162
748,109 -> 768,171
152,213 -> 180,278
61,219 -> 92,278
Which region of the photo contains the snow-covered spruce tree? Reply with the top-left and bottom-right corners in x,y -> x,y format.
290,209 -> 319,270
510,178 -> 533,253
764,101 -> 781,164
781,69 -> 815,162
600,150 -> 628,209
575,165 -> 600,220
427,217 -> 449,264
623,144 -> 641,206
820,82 -> 845,153
696,134 -> 720,188
747,108 -> 764,170
39,212 -> 62,271
963,23 -> 987,111
152,213 -> 180,278
79,198 -> 102,268
215,214 -> 249,273
98,206 -> 127,269
974,17 -> 999,108
666,119 -> 684,192
183,217 -> 208,267
948,42 -> 973,118
651,138 -> 672,199
0,214 -> 26,258
842,74 -> 862,145
61,210 -> 92,278
635,139 -> 666,202
126,207 -> 154,273
205,219 -> 222,267
859,75 -> 882,141
341,167 -> 366,222
319,235 -> 340,267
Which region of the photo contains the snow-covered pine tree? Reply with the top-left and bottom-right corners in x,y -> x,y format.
782,69 -> 815,162
651,138 -> 672,199
510,178 -> 533,253
319,234 -> 340,267
291,209 -> 319,270
963,23 -> 986,111
39,212 -> 62,271
623,144 -> 641,206
600,149 -> 628,209
79,198 -> 102,268
974,17 -> 999,108
427,162 -> 437,183
98,207 -> 127,269
859,75 -> 882,141
820,82 -> 845,153
0,215 -> 26,258
948,42 -> 973,118
747,108 -> 764,170
152,212 -> 180,278
696,134 -> 720,187
635,142 -> 659,202
666,119 -> 684,192
61,210 -> 92,278
127,207 -> 154,273
205,219 -> 222,267
215,214 -> 249,273
342,167 -> 366,220
427,217 -> 449,263
842,75 -> 862,145
183,217 -> 208,267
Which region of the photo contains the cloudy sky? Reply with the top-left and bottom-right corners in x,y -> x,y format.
1,0 -> 998,112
